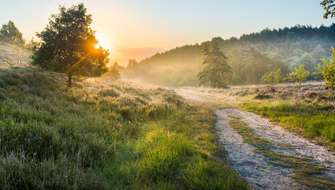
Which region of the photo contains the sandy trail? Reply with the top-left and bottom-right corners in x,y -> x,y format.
175,87 -> 335,190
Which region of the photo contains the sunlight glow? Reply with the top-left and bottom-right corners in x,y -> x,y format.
95,32 -> 113,51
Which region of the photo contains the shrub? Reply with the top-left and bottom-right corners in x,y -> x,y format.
286,64 -> 310,85
261,68 -> 282,84
321,48 -> 335,89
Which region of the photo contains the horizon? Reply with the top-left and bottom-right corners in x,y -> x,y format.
0,0 -> 332,65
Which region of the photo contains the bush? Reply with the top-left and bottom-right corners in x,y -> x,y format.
262,68 -> 282,84
321,48 -> 335,89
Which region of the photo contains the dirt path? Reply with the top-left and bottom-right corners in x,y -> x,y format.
175,87 -> 335,190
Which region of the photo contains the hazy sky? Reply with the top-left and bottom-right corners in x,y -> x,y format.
0,0 -> 332,64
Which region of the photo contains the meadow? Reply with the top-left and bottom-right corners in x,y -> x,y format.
0,67 -> 248,190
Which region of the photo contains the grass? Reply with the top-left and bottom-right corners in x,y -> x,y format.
229,118 -> 335,190
0,67 -> 248,190
242,100 -> 335,150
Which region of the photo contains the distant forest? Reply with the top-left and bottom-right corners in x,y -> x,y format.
125,24 -> 335,86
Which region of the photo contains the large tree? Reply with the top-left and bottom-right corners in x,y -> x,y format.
0,21 -> 24,45
321,0 -> 335,18
198,42 -> 232,88
32,3 -> 109,87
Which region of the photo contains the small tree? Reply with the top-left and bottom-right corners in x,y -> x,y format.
262,69 -> 282,84
109,62 -> 121,80
286,64 -> 310,85
0,21 -> 24,45
321,48 -> 335,89
198,41 -> 232,88
32,4 -> 109,87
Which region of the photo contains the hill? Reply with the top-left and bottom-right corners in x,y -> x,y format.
125,25 -> 335,86
0,42 -> 247,190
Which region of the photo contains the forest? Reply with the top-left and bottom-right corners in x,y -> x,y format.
125,24 -> 335,86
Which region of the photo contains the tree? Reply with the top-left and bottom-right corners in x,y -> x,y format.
321,48 -> 335,89
127,59 -> 138,68
198,42 -> 232,88
109,62 -> 121,80
286,64 -> 310,85
321,0 -> 335,18
262,69 -> 282,84
32,4 -> 109,87
0,21 -> 24,45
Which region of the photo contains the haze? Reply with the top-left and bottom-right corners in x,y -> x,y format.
0,0 -> 332,65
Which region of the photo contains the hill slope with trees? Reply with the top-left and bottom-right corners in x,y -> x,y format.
125,25 -> 335,86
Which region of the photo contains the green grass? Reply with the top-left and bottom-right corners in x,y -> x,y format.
242,100 -> 335,150
0,67 -> 248,190
229,118 -> 335,189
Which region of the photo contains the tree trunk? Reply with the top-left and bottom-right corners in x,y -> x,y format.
68,75 -> 72,88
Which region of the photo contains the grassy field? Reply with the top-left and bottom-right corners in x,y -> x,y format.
0,67 -> 248,190
242,99 -> 335,150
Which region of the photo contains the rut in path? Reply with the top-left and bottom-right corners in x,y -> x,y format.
174,87 -> 335,189
216,109 -> 335,190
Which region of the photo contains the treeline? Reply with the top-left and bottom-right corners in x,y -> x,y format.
125,24 -> 335,86
239,25 -> 335,42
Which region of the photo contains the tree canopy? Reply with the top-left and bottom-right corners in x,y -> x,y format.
321,48 -> 335,89
198,42 -> 232,88
321,0 -> 335,18
0,21 -> 24,45
32,3 -> 109,87
287,64 -> 310,85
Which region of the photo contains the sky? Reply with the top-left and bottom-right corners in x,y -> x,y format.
0,0 -> 332,65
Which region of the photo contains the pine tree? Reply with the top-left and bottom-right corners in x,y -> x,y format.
198,42 -> 232,88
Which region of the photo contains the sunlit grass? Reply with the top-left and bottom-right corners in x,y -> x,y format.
242,100 -> 335,150
0,67 -> 248,190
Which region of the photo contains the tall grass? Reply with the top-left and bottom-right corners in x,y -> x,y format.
0,68 -> 248,190
243,100 -> 335,150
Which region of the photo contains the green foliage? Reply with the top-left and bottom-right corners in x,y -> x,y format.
32,4 -> 109,87
126,24 -> 335,86
0,68 -> 248,190
198,42 -> 232,88
321,0 -> 335,18
261,69 -> 283,84
286,64 -> 310,85
321,48 -> 335,89
109,62 -> 121,80
243,101 -> 335,150
0,21 -> 24,45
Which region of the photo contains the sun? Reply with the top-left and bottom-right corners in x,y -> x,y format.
95,32 -> 112,51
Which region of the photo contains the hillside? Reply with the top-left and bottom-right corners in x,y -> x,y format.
125,25 -> 335,86
0,42 -> 248,190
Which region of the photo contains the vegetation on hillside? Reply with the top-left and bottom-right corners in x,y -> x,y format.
32,4 -> 109,87
125,24 -> 335,86
0,67 -> 248,190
